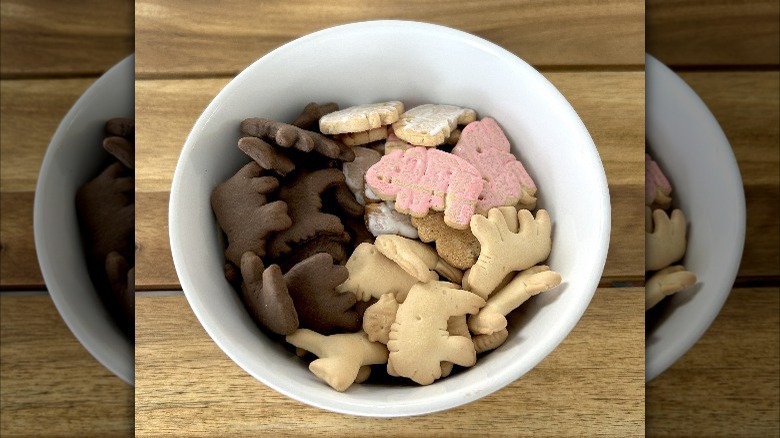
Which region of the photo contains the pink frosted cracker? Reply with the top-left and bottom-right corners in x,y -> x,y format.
365,147 -> 483,229
645,153 -> 672,207
452,117 -> 537,214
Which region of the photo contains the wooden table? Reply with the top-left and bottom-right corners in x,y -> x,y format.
131,1 -> 646,436
0,1 -> 134,436
646,1 -> 780,436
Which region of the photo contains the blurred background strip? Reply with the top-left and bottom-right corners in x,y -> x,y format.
646,0 -> 779,436
0,0 -> 134,436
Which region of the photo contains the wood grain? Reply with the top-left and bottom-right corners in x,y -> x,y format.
135,0 -> 644,78
646,288 -> 780,437
0,192 -> 41,288
0,295 -> 133,437
0,0 -> 134,78
136,192 -> 175,289
647,0 -> 780,66
0,78 -> 94,192
135,288 -> 644,437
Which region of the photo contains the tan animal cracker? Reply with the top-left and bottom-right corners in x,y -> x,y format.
468,208 -> 553,299
285,329 -> 388,392
412,211 -> 481,270
468,265 -> 561,335
362,293 -> 399,344
374,234 -> 462,284
472,329 -> 509,354
335,243 -> 419,302
646,265 -> 697,309
387,281 -> 485,385
646,208 -> 688,271
441,315 -> 471,378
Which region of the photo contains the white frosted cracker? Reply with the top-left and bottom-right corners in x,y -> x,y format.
391,104 -> 476,147
319,101 -> 404,135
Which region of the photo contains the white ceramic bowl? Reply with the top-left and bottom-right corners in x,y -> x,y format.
33,55 -> 135,385
170,21 -> 610,416
645,54 -> 746,381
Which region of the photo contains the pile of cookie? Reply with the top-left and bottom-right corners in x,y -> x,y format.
211,101 -> 562,391
645,152 -> 697,310
76,117 -> 135,339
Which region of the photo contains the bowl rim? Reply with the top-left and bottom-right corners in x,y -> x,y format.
170,20 -> 610,416
644,53 -> 746,381
33,54 -> 135,386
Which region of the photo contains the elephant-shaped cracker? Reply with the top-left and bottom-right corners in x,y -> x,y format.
646,265 -> 697,309
365,147 -> 483,229
387,281 -> 485,385
468,208 -> 553,299
452,117 -> 537,214
646,208 -> 688,271
211,161 -> 292,266
286,329 -> 388,392
468,265 -> 561,335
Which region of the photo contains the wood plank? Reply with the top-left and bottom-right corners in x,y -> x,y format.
677,72 -> 780,277
0,79 -> 95,192
676,72 -> 779,186
646,288 -> 780,437
647,0 -> 780,66
0,0 -> 133,78
136,192 -> 175,290
0,192 -> 41,288
135,0 -> 644,78
134,288 -> 644,436
0,295 -> 133,437
134,77 -> 230,193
